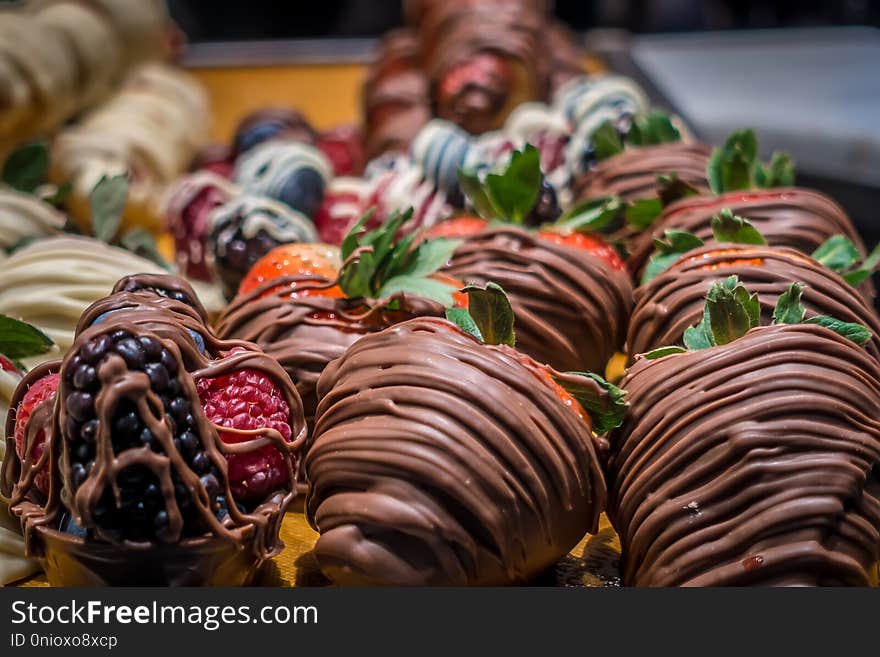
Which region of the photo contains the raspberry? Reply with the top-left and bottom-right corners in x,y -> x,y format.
13,372 -> 60,495
197,368 -> 293,504
63,329 -> 222,543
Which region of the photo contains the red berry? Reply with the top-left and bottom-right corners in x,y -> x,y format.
537,230 -> 626,271
14,372 -> 60,495
0,354 -> 20,374
196,367 -> 293,503
422,216 -> 488,240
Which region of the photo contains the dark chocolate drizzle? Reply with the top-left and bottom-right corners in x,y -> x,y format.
627,188 -> 867,280
442,226 -> 633,372
2,274 -> 306,584
608,323 -> 880,586
215,276 -> 447,427
628,243 -> 880,361
306,316 -> 606,585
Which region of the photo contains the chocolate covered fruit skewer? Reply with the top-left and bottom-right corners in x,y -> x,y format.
608,277 -> 880,586
307,284 -> 625,585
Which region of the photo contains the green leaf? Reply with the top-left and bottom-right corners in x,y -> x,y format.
461,283 -> 515,347
41,181 -> 72,208
555,197 -> 623,233
627,111 -> 681,147
592,121 -> 625,161
625,198 -> 664,230
683,305 -> 714,350
772,282 -> 806,324
405,238 -> 461,278
90,174 -> 129,242
555,372 -> 628,434
341,208 -> 374,261
458,168 -> 498,219
707,129 -> 758,194
378,275 -> 457,306
657,173 -> 700,206
641,230 -> 705,284
811,235 -> 861,273
119,228 -> 171,270
445,307 -> 483,342
2,141 -> 49,193
484,145 -> 542,223
843,269 -> 873,287
755,151 -> 795,188
805,316 -> 872,346
338,249 -> 375,299
0,314 -> 54,359
642,345 -> 687,359
710,208 -> 766,245
706,276 -> 760,345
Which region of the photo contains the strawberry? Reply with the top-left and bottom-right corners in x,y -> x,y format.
0,354 -> 20,373
238,243 -> 343,299
197,366 -> 293,504
13,372 -> 60,495
316,125 -> 365,178
422,216 -> 488,240
536,230 -> 625,271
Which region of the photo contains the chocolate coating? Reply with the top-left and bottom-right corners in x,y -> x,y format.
574,143 -> 712,203
628,188 -> 866,278
306,316 -> 606,585
628,243 -> 880,361
608,323 -> 880,586
2,274 -> 306,585
442,226 -> 633,372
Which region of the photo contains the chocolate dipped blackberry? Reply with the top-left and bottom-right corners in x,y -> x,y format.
629,235 -> 880,361
216,210 -> 465,428
306,285 -> 622,585
608,278 -> 880,586
1,274 -> 306,586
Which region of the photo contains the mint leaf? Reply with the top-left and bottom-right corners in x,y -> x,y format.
2,141 -> 49,193
706,276 -> 760,344
592,121 -> 624,160
484,145 -> 542,223
772,282 -> 806,324
710,209 -> 766,245
462,283 -> 515,347
707,129 -> 758,194
625,198 -> 663,230
90,174 -> 129,242
445,307 -> 483,342
378,275 -> 457,306
119,228 -> 171,270
0,314 -> 54,359
642,345 -> 687,359
805,316 -> 872,346
555,197 -> 623,233
811,235 -> 861,273
555,372 -> 628,434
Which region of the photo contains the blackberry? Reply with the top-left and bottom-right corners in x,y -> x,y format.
116,278 -> 201,311
210,225 -> 282,300
525,179 -> 561,226
63,328 -> 222,543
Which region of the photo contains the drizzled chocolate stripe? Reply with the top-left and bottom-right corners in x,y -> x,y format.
627,188 -> 867,280
608,323 -> 880,586
443,226 -> 633,372
215,276 -> 447,426
627,243 -> 880,361
306,317 -> 606,585
574,143 -> 712,204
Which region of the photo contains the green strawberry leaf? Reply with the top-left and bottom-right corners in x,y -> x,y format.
707,129 -> 758,194
811,235 -> 861,273
458,168 -> 498,219
593,121 -> 625,160
772,282 -> 806,324
119,228 -> 171,270
461,283 -> 515,347
484,145 -> 542,223
41,181 -> 72,208
90,174 -> 129,242
657,173 -> 701,206
641,230 -> 705,284
555,196 -> 624,233
405,237 -> 461,278
755,151 -> 795,188
710,208 -> 766,245
378,275 -> 458,306
625,198 -> 664,230
554,371 -> 628,434
642,345 -> 688,359
2,141 -> 50,193
805,316 -> 872,346
445,307 -> 483,342
707,275 -> 760,344
843,269 -> 873,287
0,314 -> 54,359
627,111 -> 681,147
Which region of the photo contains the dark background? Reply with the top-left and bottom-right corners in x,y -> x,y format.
168,0 -> 880,41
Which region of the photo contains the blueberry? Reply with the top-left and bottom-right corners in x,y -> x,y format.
526,179 -> 561,226
277,168 -> 325,218
236,122 -> 285,154
59,513 -> 88,538
91,309 -> 124,326
187,329 -> 206,354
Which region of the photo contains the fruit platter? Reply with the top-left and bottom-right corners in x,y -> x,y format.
1,0 -> 879,588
